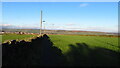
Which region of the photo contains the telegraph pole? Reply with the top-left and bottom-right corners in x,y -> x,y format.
52,24 -> 54,34
44,23 -> 45,34
40,10 -> 42,36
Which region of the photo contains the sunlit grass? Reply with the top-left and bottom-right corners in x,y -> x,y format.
2,34 -> 37,43
49,35 -> 119,53
2,34 -> 119,52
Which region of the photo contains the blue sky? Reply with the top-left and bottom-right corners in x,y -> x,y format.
2,2 -> 118,32
1,0 -> 119,2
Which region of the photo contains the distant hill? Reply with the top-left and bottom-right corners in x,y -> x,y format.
2,28 -> 118,35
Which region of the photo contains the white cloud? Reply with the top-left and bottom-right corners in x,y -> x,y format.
80,3 -> 88,7
81,26 -> 118,32
1,24 -> 118,32
1,24 -> 40,29
0,24 -> 12,26
60,26 -> 118,33
65,23 -> 76,26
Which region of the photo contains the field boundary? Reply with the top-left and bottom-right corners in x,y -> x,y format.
48,34 -> 120,37
2,35 -> 38,44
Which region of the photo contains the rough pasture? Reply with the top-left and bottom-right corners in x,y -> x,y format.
2,34 -> 120,67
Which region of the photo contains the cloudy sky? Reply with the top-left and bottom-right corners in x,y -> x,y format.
2,2 -> 118,32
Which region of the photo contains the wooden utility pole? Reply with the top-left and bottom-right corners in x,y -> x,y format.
44,23 -> 45,34
52,24 -> 54,34
40,10 -> 42,36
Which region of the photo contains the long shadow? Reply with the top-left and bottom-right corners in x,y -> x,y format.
94,39 -> 119,48
2,35 -> 120,67
66,43 -> 120,67
2,34 -> 67,67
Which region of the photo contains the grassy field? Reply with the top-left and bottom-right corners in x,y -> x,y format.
1,34 -> 37,43
49,35 -> 119,53
48,35 -> 119,66
2,34 -> 119,52
2,34 -> 120,66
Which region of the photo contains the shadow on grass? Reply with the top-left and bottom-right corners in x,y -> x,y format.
2,34 -> 120,67
65,43 -> 120,67
2,34 -> 67,67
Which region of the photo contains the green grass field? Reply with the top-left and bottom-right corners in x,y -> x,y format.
1,34 -> 37,43
48,35 -> 119,66
2,34 -> 120,66
2,34 -> 119,52
49,35 -> 119,53
0,35 -> 1,43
